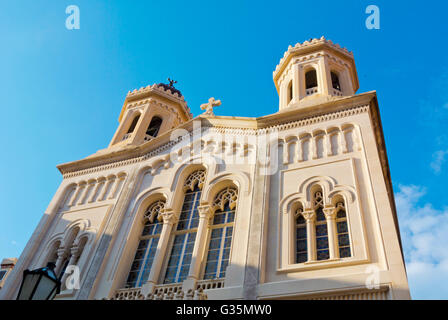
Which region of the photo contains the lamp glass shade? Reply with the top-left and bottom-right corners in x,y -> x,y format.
17,263 -> 60,300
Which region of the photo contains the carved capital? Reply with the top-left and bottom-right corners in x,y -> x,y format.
323,206 -> 337,219
70,245 -> 80,257
161,209 -> 177,225
197,205 -> 213,219
57,248 -> 68,259
302,210 -> 315,222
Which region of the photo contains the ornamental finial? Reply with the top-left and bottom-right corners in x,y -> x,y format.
167,77 -> 177,87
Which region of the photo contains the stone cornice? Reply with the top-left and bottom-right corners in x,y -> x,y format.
57,92 -> 376,178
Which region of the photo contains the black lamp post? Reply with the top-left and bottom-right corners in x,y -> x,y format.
16,262 -> 61,300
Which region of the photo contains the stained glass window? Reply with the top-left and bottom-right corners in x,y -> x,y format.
203,188 -> 237,280
163,172 -> 204,284
295,207 -> 307,263
126,200 -> 164,288
314,191 -> 329,261
336,202 -> 351,258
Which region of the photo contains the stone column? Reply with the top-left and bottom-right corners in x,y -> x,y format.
141,209 -> 177,296
183,205 -> 213,291
302,210 -> 316,262
68,182 -> 85,207
318,56 -> 330,95
292,64 -> 300,103
88,178 -> 104,203
98,177 -> 114,201
324,207 -> 338,260
326,133 -> 333,157
108,176 -> 122,199
297,139 -> 304,162
60,245 -> 80,289
80,180 -> 96,204
55,248 -> 68,275
282,140 -> 289,165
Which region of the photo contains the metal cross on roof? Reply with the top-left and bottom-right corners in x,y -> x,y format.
167,78 -> 177,87
200,97 -> 221,116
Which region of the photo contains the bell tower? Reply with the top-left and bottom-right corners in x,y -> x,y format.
108,80 -> 193,148
273,37 -> 359,111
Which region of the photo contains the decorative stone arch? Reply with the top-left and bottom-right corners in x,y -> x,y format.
39,236 -> 64,267
298,175 -> 337,207
328,185 -> 356,205
58,182 -> 78,210
132,187 -> 169,223
124,109 -> 143,134
340,122 -> 363,152
164,163 -> 207,216
202,170 -> 250,205
279,193 -> 307,216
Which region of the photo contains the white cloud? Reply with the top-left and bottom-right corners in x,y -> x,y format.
395,184 -> 448,299
430,150 -> 448,174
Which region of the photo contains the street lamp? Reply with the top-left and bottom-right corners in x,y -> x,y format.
16,262 -> 61,300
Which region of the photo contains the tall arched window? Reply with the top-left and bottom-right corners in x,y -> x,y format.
59,227 -> 80,277
305,69 -> 318,95
127,114 -> 140,134
295,204 -> 307,263
163,170 -> 205,284
125,200 -> 165,288
146,116 -> 163,138
47,241 -> 61,266
331,71 -> 341,91
314,191 -> 329,261
335,201 -> 351,258
287,80 -> 293,104
203,187 -> 238,279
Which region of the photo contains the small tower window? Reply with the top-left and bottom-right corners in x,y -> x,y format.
146,117 -> 163,138
331,71 -> 341,92
305,69 -> 318,95
127,115 -> 140,134
287,80 -> 293,104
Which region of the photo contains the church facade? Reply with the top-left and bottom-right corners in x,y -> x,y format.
0,37 -> 411,300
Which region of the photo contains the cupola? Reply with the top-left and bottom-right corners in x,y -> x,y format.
273,37 -> 359,111
108,80 -> 193,148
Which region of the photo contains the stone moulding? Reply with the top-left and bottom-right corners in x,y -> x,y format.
58,103 -> 370,179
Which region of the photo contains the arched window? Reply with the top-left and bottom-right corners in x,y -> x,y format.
59,227 -> 80,277
146,116 -> 163,138
295,204 -> 307,263
127,114 -> 140,134
305,69 -> 318,95
203,187 -> 238,279
287,80 -> 293,104
47,241 -> 61,266
125,200 -> 165,288
314,191 -> 329,261
335,201 -> 351,258
163,170 -> 205,284
331,71 -> 341,92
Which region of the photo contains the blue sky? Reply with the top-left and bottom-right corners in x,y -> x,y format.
1,0 -> 447,299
